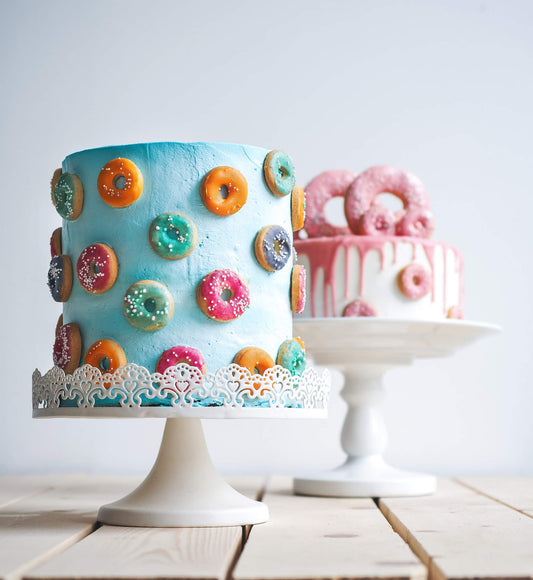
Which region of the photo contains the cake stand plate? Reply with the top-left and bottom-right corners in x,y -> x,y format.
293,318 -> 500,497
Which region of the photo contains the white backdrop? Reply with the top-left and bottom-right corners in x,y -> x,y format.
1,0 -> 531,476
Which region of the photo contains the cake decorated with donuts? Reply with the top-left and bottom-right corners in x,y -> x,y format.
294,166 -> 464,321
46,142 -> 308,405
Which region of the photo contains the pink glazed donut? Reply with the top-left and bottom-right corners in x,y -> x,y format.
342,299 -> 377,317
196,269 -> 250,322
397,263 -> 432,300
77,243 -> 118,294
396,208 -> 435,238
359,205 -> 395,236
345,166 -> 430,235
303,169 -> 357,237
156,346 -> 207,374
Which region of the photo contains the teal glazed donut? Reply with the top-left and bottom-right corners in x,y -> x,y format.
263,150 -> 296,197
124,280 -> 174,331
149,212 -> 198,260
276,338 -> 306,376
52,173 -> 83,220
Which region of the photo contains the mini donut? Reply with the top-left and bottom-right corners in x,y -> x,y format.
50,168 -> 62,194
55,314 -> 63,336
397,263 -> 432,300
233,346 -> 274,375
343,299 -> 377,317
290,265 -> 306,313
52,173 -> 84,220
84,339 -> 127,378
50,227 -> 62,258
359,206 -> 395,236
53,322 -> 81,374
48,255 -> 73,302
124,280 -> 174,331
276,339 -> 306,376
263,150 -> 296,197
196,269 -> 250,322
304,169 -> 357,238
254,225 -> 292,272
149,212 -> 198,260
345,166 -> 430,235
200,166 -> 248,216
76,243 -> 118,294
291,185 -> 305,231
447,305 -> 465,320
396,208 -> 435,238
97,158 -> 143,208
156,346 -> 206,374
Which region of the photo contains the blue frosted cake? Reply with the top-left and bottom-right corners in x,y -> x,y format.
47,142 -> 307,405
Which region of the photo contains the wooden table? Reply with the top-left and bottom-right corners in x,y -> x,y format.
0,475 -> 531,580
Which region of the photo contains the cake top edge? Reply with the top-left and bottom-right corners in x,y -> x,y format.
62,141 -> 272,165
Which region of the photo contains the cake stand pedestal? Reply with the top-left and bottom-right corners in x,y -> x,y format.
293,318 -> 500,497
98,417 -> 267,527
33,362 -> 329,526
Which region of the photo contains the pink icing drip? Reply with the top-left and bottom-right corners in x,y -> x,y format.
422,243 -> 436,301
296,235 -> 464,317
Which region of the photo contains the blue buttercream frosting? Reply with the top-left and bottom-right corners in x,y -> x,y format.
61,142 -> 293,375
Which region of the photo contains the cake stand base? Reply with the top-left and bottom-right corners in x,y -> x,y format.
98,418 -> 268,527
293,318 -> 500,498
294,456 -> 436,497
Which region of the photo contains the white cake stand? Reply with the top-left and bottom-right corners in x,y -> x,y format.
33,362 -> 329,526
293,318 -> 500,498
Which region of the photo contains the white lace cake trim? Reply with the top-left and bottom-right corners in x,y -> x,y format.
32,363 -> 330,411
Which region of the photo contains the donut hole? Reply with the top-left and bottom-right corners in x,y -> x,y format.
253,366 -> 261,375
219,184 -> 229,199
378,192 -> 404,213
99,356 -> 111,372
413,276 -> 421,286
144,298 -> 157,313
89,261 -> 100,276
324,196 -> 348,227
167,227 -> 179,241
221,288 -> 233,302
113,175 -> 127,190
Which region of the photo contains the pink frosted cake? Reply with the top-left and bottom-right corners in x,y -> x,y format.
294,166 -> 464,321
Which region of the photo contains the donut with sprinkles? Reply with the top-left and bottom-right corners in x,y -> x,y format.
196,269 -> 250,322
254,225 -> 292,272
77,243 -> 118,294
53,322 -> 81,374
48,255 -> 73,302
124,280 -> 174,332
97,158 -> 143,208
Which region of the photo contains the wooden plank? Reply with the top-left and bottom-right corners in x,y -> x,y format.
24,476 -> 265,580
456,476 -> 533,518
0,476 -> 66,509
0,475 -> 140,580
233,476 -> 426,580
378,479 -> 533,580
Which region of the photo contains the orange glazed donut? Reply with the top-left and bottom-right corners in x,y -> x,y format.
84,339 -> 127,376
291,185 -> 305,231
97,158 -> 143,208
200,166 -> 248,216
233,346 -> 274,375
233,346 -> 275,393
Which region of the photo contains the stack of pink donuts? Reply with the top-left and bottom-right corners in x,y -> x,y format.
294,165 -> 465,321
301,165 -> 435,240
